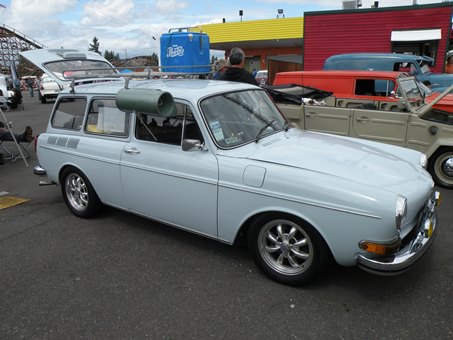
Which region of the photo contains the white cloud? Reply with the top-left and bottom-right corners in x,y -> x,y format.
259,0 -> 442,9
6,0 -> 76,37
80,0 -> 134,26
155,0 -> 188,13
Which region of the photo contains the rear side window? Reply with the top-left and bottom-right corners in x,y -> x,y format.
355,79 -> 395,96
85,99 -> 130,137
52,98 -> 87,130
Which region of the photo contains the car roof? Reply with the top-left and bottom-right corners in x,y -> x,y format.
62,78 -> 259,101
277,70 -> 409,79
326,53 -> 434,63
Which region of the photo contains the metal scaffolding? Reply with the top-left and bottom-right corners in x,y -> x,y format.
0,24 -> 44,72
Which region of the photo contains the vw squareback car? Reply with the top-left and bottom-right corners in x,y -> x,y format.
21,49 -> 440,285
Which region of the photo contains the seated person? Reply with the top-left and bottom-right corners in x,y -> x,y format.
7,86 -> 22,110
0,122 -> 33,143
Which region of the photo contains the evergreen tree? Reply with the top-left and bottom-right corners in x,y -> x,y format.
89,37 -> 102,55
211,56 -> 218,65
104,50 -> 119,62
147,53 -> 159,66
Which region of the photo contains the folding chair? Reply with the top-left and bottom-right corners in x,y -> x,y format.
0,110 -> 30,166
0,137 -> 33,162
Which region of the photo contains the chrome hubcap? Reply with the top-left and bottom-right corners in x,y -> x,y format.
258,219 -> 313,275
66,174 -> 89,211
443,157 -> 453,177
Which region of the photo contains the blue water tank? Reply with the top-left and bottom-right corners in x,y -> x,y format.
160,31 -> 210,73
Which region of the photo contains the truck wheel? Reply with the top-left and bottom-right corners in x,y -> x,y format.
60,167 -> 101,218
247,213 -> 330,286
429,147 -> 453,188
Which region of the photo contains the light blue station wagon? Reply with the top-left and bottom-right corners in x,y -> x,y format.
21,49 -> 440,285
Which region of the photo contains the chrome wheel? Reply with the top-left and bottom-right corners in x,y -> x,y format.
65,172 -> 89,212
60,167 -> 101,218
430,148 -> 453,188
258,219 -> 314,276
248,214 -> 329,285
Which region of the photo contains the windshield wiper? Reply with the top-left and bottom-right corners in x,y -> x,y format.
255,120 -> 275,143
283,121 -> 291,132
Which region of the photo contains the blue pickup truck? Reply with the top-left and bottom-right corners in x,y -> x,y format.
323,53 -> 453,92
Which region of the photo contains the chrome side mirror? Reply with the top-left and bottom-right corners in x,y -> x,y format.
182,139 -> 204,151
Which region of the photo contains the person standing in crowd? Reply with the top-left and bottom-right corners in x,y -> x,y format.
26,77 -> 34,97
445,56 -> 453,74
214,59 -> 228,80
13,77 -> 20,91
221,47 -> 258,85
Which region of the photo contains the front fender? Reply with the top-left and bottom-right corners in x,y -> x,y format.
424,138 -> 453,159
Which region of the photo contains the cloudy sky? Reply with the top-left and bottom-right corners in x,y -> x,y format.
0,0 -> 446,58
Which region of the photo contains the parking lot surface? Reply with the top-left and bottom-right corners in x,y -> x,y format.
1,92 -> 452,339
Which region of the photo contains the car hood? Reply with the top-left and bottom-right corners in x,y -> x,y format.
235,129 -> 429,191
425,92 -> 453,112
426,73 -> 453,89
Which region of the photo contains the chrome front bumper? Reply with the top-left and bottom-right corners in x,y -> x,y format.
357,191 -> 440,275
33,165 -> 47,175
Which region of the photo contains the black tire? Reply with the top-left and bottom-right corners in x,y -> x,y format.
41,95 -> 46,104
428,147 -> 453,188
60,167 -> 102,218
247,213 -> 330,286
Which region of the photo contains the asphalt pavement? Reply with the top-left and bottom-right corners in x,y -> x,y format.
1,91 -> 452,339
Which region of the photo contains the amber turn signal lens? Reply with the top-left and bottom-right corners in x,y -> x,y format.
434,191 -> 441,206
359,238 -> 401,256
424,220 -> 434,238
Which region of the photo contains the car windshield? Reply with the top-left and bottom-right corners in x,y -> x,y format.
44,60 -> 117,80
420,63 -> 431,74
417,81 -> 432,96
200,89 -> 288,148
398,77 -> 424,108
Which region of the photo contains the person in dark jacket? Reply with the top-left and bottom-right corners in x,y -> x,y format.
221,47 -> 258,86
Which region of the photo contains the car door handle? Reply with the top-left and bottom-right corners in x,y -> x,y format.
124,147 -> 141,154
305,112 -> 317,118
356,117 -> 370,123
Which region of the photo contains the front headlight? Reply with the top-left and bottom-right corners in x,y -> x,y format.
395,195 -> 407,231
420,153 -> 428,169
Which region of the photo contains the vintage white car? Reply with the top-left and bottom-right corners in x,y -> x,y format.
21,49 -> 440,285
38,74 -> 61,104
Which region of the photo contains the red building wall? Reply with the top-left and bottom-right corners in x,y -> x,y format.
303,4 -> 453,72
